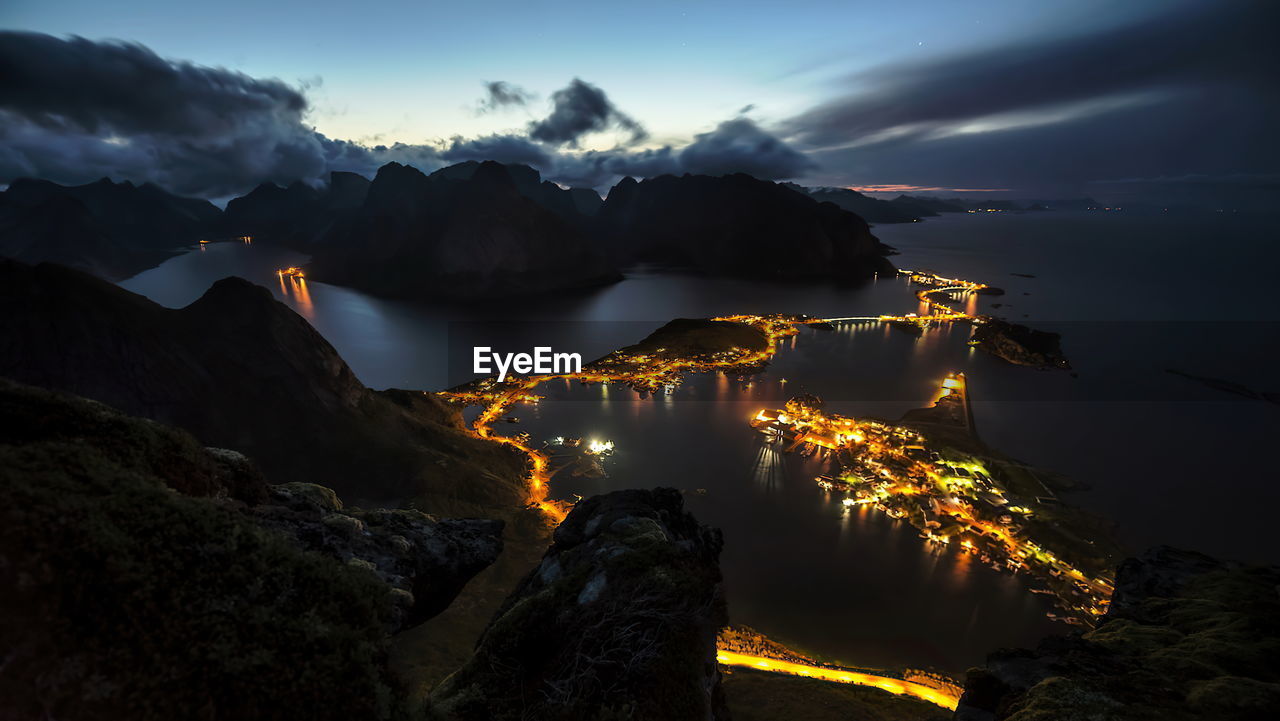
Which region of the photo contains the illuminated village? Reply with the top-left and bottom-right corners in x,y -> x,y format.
748,376 -> 1116,626
422,267 -> 1120,711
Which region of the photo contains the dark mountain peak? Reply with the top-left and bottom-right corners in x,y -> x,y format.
286,179 -> 319,196
374,161 -> 427,183
189,275 -> 277,311
240,180 -> 284,197
93,176 -> 120,188
326,171 -> 371,206
310,160 -> 618,299
501,162 -> 544,188
598,172 -> 893,280
469,160 -> 520,193
428,160 -> 544,192
368,161 -> 431,200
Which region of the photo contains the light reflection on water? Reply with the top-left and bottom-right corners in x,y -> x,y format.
117,212 -> 1280,672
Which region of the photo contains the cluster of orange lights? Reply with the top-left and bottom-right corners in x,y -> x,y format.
752,376 -> 1113,622
430,269 -> 1117,700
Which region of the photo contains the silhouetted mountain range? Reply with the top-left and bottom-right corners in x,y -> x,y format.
782,183 -> 921,224
1,161 -> 902,295
306,160 -> 619,299
599,173 -> 894,280
0,177 -> 220,279
223,171 -> 371,247
890,194 -> 967,216
0,259 -> 529,513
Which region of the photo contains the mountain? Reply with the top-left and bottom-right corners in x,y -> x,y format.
425,160 -> 603,223
0,177 -> 220,279
890,194 -> 967,216
598,173 -> 895,280
307,161 -> 620,299
956,546 -> 1280,720
784,183 -> 921,224
0,377 -> 505,720
223,171 -> 371,247
0,259 -> 529,513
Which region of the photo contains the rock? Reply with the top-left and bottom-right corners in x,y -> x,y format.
0,377 -> 269,504
429,488 -> 729,721
0,377 -> 505,720
243,485 -> 505,630
955,546 -> 1280,720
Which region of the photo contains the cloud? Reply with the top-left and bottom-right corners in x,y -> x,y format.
0,31 -> 332,196
678,118 -> 815,179
546,118 -> 814,189
439,134 -> 550,167
783,1 -> 1278,151
528,78 -> 647,147
781,0 -> 1280,199
476,81 -> 533,114
0,34 -> 815,197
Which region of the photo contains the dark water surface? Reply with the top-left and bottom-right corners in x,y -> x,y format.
121,211 -> 1280,674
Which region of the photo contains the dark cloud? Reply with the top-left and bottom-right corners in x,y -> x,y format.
781,1 -> 1279,201
0,33 -> 813,198
679,118 -> 815,179
548,147 -> 680,188
476,81 -> 533,114
0,31 -> 331,196
439,134 -> 550,167
805,81 -> 1279,201
528,78 -> 647,147
783,1 -> 1279,150
546,118 -> 814,189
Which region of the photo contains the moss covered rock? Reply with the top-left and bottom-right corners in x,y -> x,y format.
429,488 -> 729,721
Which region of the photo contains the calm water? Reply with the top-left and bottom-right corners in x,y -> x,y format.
121,211 -> 1280,674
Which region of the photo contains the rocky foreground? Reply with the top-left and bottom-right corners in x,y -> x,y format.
0,379 -> 505,720
0,384 -> 733,721
957,546 -> 1280,720
430,488 -> 729,720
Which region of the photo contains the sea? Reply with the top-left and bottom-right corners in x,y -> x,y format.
121,210 -> 1280,674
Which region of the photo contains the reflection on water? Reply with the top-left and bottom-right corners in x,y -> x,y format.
750,443 -> 785,492
117,212 -> 1280,673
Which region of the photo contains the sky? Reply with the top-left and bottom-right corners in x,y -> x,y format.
2,0 -> 1277,204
